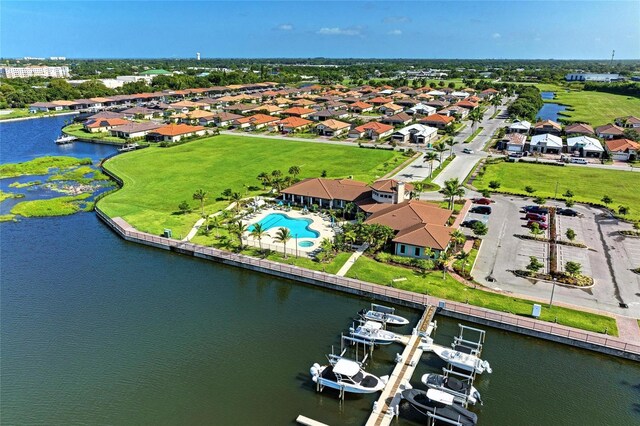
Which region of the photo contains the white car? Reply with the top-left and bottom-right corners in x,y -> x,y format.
462,148 -> 474,154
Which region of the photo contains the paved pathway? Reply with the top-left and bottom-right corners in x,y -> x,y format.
616,315 -> 640,343
336,243 -> 369,277
183,201 -> 239,242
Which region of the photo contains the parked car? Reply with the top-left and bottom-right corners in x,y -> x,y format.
471,206 -> 492,215
461,219 -> 483,228
508,152 -> 523,158
570,158 -> 588,164
527,220 -> 548,230
473,198 -> 494,205
462,148 -> 474,154
522,205 -> 549,215
525,213 -> 547,222
557,208 -> 578,217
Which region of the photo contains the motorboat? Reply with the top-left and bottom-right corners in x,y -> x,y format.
54,134 -> 76,144
401,388 -> 478,426
349,321 -> 405,345
359,304 -> 409,326
421,338 -> 492,374
310,358 -> 387,394
421,373 -> 482,406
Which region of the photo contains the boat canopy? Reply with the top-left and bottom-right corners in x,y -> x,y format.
362,321 -> 383,330
427,389 -> 455,405
333,359 -> 360,377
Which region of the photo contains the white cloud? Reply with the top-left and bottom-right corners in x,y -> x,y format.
275,24 -> 293,31
388,29 -> 402,36
384,16 -> 410,24
492,33 -> 501,39
317,27 -> 361,36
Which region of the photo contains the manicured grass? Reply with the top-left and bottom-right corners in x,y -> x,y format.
453,248 -> 479,276
474,162 -> 640,221
345,256 -> 617,335
421,154 -> 454,186
541,89 -> 640,127
0,156 -> 92,179
242,248 -> 351,274
11,193 -> 92,217
63,124 -> 128,144
0,108 -> 73,121
464,127 -> 483,143
99,134 -> 403,235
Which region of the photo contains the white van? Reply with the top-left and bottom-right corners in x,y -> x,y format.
570,158 -> 588,164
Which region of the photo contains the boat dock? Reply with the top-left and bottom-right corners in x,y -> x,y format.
365,304 -> 437,426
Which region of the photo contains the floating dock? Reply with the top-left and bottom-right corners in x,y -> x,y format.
365,304 -> 437,426
296,415 -> 329,426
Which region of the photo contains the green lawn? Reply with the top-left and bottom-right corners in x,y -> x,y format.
464,127 -> 483,143
0,108 -> 73,121
99,134 -> 403,235
345,256 -> 617,335
474,162 -> 640,221
63,124 -> 128,144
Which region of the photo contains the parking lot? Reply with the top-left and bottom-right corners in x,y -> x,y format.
470,194 -> 640,317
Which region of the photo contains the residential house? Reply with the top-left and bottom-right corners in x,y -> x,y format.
508,120 -> 532,134
479,88 -> 499,100
86,111 -> 125,120
440,105 -> 469,119
121,106 -> 158,120
406,103 -> 436,116
281,106 -> 315,118
253,104 -> 283,116
615,116 -> 640,129
367,97 -> 393,107
315,119 -> 351,137
564,123 -> 595,137
533,120 -> 562,136
146,124 -> 208,142
596,124 -> 625,140
277,116 -> 313,133
29,101 -> 65,113
499,133 -> 527,152
109,122 -> 164,139
455,100 -> 479,110
425,100 -> 449,110
281,178 -> 371,209
381,112 -> 413,127
309,109 -> 349,122
605,139 -> 639,161
175,109 -> 215,125
451,91 -> 470,99
83,117 -> 129,133
349,101 -> 374,114
420,114 -> 454,129
529,133 -> 563,154
224,103 -> 259,115
566,136 -> 604,158
391,124 -> 438,146
233,113 -> 280,130
348,122 -> 394,140
379,102 -> 404,116
212,112 -> 243,127
369,180 -> 413,204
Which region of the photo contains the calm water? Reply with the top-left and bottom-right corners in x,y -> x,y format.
537,92 -> 567,122
1,118 -> 639,425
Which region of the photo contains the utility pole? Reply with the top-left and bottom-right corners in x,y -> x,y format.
610,50 -> 615,68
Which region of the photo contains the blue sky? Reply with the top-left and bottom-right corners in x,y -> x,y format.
2,1 -> 639,59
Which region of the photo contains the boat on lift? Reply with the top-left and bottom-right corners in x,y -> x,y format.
421,372 -> 482,406
54,134 -> 77,144
358,303 -> 409,326
401,388 -> 478,426
310,357 -> 387,394
421,337 -> 492,374
349,320 -> 405,345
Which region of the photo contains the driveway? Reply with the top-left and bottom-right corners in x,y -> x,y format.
472,195 -> 640,317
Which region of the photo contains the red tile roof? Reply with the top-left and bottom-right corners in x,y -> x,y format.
420,114 -> 454,124
605,139 -> 639,152
354,122 -> 394,134
150,123 -> 206,136
278,116 -> 313,128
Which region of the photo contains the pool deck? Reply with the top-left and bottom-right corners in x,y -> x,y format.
242,208 -> 336,255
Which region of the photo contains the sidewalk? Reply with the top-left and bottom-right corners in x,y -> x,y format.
616,315 -> 640,344
336,243 -> 369,277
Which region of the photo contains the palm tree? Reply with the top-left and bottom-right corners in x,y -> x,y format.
274,227 -> 292,258
209,215 -> 221,237
440,178 -> 465,210
456,250 -> 471,276
257,172 -> 271,190
436,251 -> 451,280
423,247 -> 434,259
490,94 -> 502,115
412,182 -> 426,199
288,165 -> 300,179
423,152 -> 438,178
445,139 -> 458,158
231,192 -> 243,214
469,108 -> 483,131
344,229 -> 357,249
192,189 -> 207,216
433,143 -> 448,167
229,220 -> 248,250
249,223 -> 266,251
450,229 -> 466,252
343,202 -> 355,219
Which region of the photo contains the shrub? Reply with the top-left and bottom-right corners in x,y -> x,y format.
488,180 -> 501,189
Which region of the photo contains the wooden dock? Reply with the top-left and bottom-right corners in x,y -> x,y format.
365,305 -> 437,426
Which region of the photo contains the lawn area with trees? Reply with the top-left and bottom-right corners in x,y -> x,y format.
344,255 -> 617,335
98,134 -> 404,235
474,162 -> 640,221
547,90 -> 640,127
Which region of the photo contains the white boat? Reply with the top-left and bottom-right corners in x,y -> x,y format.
349,321 -> 405,345
421,373 -> 482,406
310,358 -> 387,394
359,304 -> 409,326
421,338 -> 492,374
54,135 -> 77,144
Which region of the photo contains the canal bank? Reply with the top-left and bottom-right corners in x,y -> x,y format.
94,206 -> 640,361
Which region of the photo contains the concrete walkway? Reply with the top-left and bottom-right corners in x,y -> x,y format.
183,201 -> 239,242
336,243 -> 369,277
616,315 -> 640,343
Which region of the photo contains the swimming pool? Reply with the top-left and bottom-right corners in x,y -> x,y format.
249,213 -> 320,239
298,240 -> 314,248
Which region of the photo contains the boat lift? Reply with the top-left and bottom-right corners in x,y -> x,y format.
318,335 -> 372,400
439,367 -> 482,408
452,324 -> 486,357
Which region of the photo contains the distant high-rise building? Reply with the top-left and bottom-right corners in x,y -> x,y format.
0,66 -> 70,79
196,52 -> 201,61
50,56 -> 66,61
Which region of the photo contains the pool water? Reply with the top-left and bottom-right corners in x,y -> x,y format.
249,213 -> 319,238
298,240 -> 314,248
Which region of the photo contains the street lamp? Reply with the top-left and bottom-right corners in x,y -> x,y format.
549,277 -> 557,308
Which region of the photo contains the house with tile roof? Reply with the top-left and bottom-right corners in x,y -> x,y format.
83,117 -> 130,133
349,101 -> 374,113
615,116 -> 640,129
109,122 -> 165,139
533,119 -> 562,136
379,102 -> 404,116
605,139 -> 639,161
529,133 -> 563,154
499,133 -> 527,152
277,116 -> 313,133
146,124 -> 208,142
508,120 -> 532,134
281,106 -> 315,118
232,113 -> 280,130
596,123 -> 625,139
566,136 -> 604,158
391,124 -> 438,146
380,112 -> 413,127
565,123 -> 595,137
348,122 -> 394,140
315,119 -> 351,137
420,113 -> 454,129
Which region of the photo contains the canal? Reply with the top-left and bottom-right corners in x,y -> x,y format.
1,117 -> 639,425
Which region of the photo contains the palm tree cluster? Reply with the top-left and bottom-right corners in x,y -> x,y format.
257,166 -> 302,193
440,178 -> 465,210
337,222 -> 395,252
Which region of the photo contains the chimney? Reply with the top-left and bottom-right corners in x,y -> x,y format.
396,181 -> 405,203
